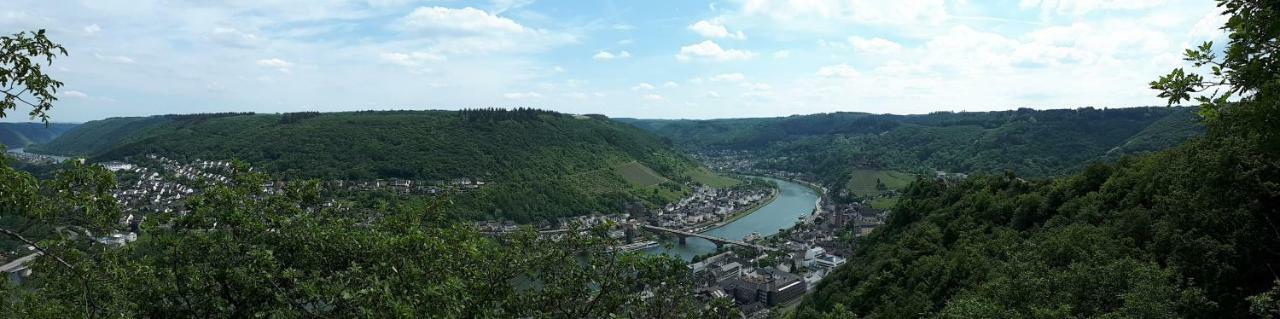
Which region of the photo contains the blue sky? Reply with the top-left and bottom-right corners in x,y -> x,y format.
2,0 -> 1228,122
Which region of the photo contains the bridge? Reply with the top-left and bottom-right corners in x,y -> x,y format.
639,225 -> 778,252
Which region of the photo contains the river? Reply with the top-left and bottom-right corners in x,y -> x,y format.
5,147 -> 72,162
644,177 -> 821,261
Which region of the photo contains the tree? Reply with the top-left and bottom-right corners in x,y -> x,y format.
0,31 -> 734,318
0,30 -> 66,124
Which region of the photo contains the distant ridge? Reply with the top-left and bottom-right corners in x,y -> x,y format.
33,109 -> 704,222
0,122 -> 79,148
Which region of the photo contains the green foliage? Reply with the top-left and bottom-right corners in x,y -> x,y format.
0,160 -> 736,317
626,107 -> 1201,194
800,137 -> 1280,317
0,30 -> 67,124
799,2 -> 1280,317
33,110 -> 704,222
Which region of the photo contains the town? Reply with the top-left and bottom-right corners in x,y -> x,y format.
6,149 -> 888,317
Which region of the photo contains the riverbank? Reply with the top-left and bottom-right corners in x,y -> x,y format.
644,177 -> 821,260
698,187 -> 779,231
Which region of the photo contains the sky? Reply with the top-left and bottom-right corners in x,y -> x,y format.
1,0 -> 1230,122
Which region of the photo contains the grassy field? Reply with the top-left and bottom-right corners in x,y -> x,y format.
689,168 -> 740,188
845,169 -> 916,198
613,161 -> 668,187
869,197 -> 899,210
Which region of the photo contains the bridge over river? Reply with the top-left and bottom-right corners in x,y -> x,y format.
644,177 -> 821,260
639,225 -> 778,252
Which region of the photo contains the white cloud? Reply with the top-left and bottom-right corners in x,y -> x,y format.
1019,0 -> 1168,16
689,19 -> 746,40
739,0 -> 948,26
631,82 -> 656,91
740,82 -> 772,90
710,73 -> 746,82
381,52 -> 447,67
664,81 -> 680,87
83,24 -> 101,35
503,92 -> 543,99
642,93 -> 664,101
1188,8 -> 1228,41
61,90 -> 88,98
593,50 -> 631,60
94,53 -> 134,64
701,91 -> 721,98
849,36 -> 902,54
612,24 -> 636,30
677,40 -> 756,62
256,58 -> 294,73
773,50 -> 792,59
399,7 -> 526,34
817,63 -> 859,78
210,27 -> 262,48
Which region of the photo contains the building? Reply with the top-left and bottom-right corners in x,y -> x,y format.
715,262 -> 743,282
99,161 -> 135,172
726,269 -> 807,306
814,254 -> 846,269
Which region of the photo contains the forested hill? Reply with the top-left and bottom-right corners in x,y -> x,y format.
622,106 -> 1201,180
32,109 -> 703,222
0,122 -> 78,148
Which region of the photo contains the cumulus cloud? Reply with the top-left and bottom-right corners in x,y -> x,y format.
817,63 -> 859,78
664,81 -> 680,87
381,51 -> 446,66
257,58 -> 294,73
391,6 -> 574,58
399,7 -> 526,35
688,19 -> 746,40
593,50 -> 631,60
631,82 -> 656,91
83,24 -> 100,35
849,36 -> 902,54
677,40 -> 756,62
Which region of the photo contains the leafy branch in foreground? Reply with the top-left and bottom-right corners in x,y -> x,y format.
0,29 -> 67,124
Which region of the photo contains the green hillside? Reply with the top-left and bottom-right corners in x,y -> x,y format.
34,109 -> 704,222
622,107 -> 1202,202
0,122 -> 78,148
798,132 -> 1280,318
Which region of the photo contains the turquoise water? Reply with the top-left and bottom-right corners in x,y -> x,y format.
644,177 -> 820,260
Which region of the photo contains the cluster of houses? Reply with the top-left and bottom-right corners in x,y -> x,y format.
473,213 -> 630,234
312,177 -> 486,196
651,186 -> 773,229
694,151 -> 818,183
108,155 -> 235,215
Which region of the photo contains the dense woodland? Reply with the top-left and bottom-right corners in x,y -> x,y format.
0,122 -> 77,148
623,107 -> 1204,202
31,110 -> 701,222
795,0 -> 1280,316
